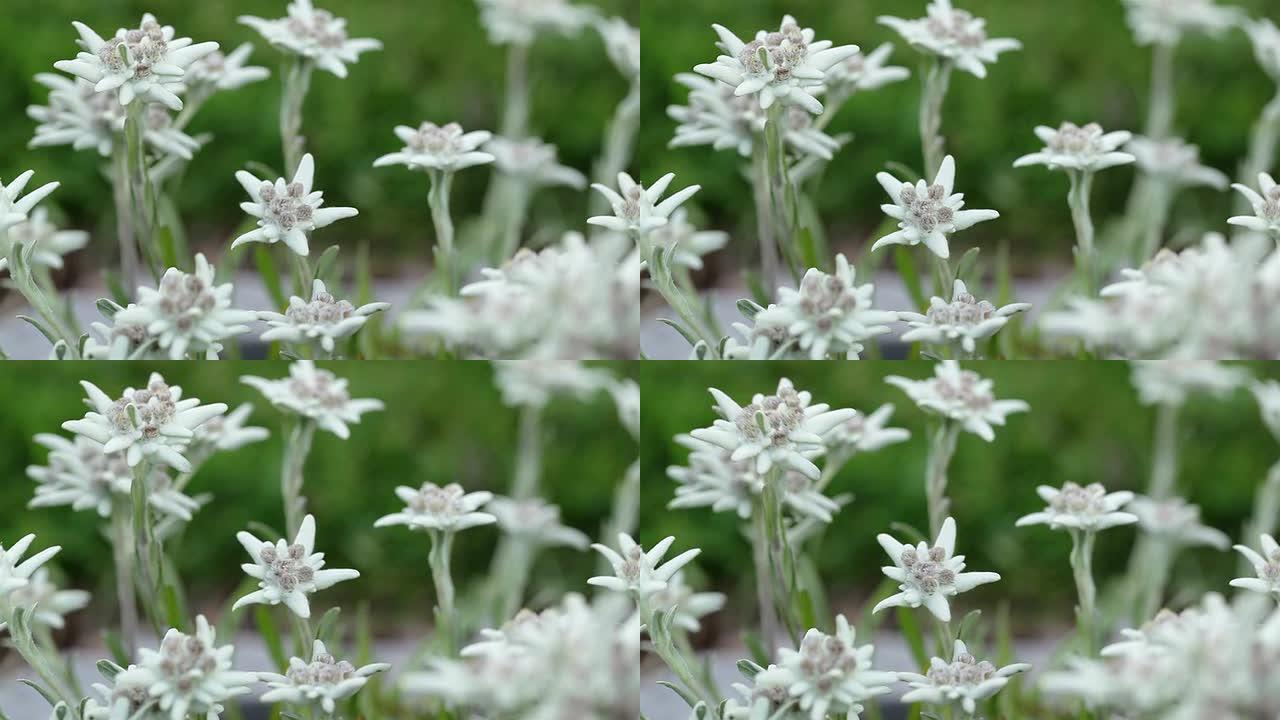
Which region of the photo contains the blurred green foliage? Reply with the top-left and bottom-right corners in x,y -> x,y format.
639,361 -> 1280,635
637,0 -> 1279,272
0,0 -> 636,274
0,361 -> 635,637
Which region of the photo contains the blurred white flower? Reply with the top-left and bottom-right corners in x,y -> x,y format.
899,279 -> 1030,355
879,0 -> 1020,78
62,373 -> 227,473
648,570 -> 725,634
113,254 -> 256,360
375,482 -> 496,533
823,404 -> 912,455
1122,0 -> 1243,46
0,535 -> 62,600
0,208 -> 87,275
873,155 -> 999,259
135,615 -> 257,719
0,171 -> 60,235
242,361 -> 383,439
777,615 -> 896,720
185,43 -> 270,91
475,0 -> 597,46
28,434 -> 201,520
640,207 -> 728,273
1246,18 -> 1280,82
1131,360 -> 1249,406
597,17 -> 639,81
886,361 -> 1029,442
874,517 -> 1000,621
491,360 -> 613,408
1127,136 -> 1228,189
259,640 -> 389,715
1232,533 -> 1280,597
488,496 -> 588,549
234,514 -> 359,618
689,378 -> 855,479
899,640 -> 1030,715
29,75 -> 201,160
1128,495 -> 1230,549
1015,482 -> 1138,532
82,305 -> 156,360
765,254 -> 897,360
233,153 -> 358,257
1013,122 -> 1135,173
239,0 -> 381,78
258,279 -> 389,355
1254,380 -> 1280,442
588,533 -> 701,600
374,122 -> 494,174
6,568 -> 89,631
189,404 -> 269,457
53,15 -> 219,110
83,665 -> 155,720
694,16 -> 859,115
486,136 -> 586,189
589,172 -> 701,237
1231,172 -> 1280,238
823,43 -> 911,95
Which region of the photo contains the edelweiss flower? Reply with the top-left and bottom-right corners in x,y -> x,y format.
776,615 -> 896,720
899,279 -> 1030,354
886,361 -> 1029,441
1,208 -> 88,274
1121,0 -> 1243,46
588,533 -> 701,600
491,360 -> 613,408
1128,495 -> 1230,549
29,75 -> 201,160
588,172 -> 701,237
232,153 -> 358,257
82,306 -> 155,360
1130,360 -> 1249,407
7,568 -> 89,630
874,517 -> 1000,621
259,640 -> 389,715
113,254 -> 256,360
763,254 -> 897,360
239,0 -> 381,78
475,0 -> 597,46
0,171 -> 60,235
822,43 -> 911,95
258,279 -> 389,355
486,136 -> 586,189
0,535 -> 61,599
721,664 -> 795,720
487,496 -> 588,549
1246,19 -> 1280,82
648,570 -> 726,634
689,378 -> 856,479
1015,482 -> 1138,532
1013,122 -> 1135,173
598,17 -> 639,81
234,514 -> 360,618
62,374 -> 227,473
53,15 -> 219,110
241,361 -> 384,439
374,483 -> 496,533
1230,172 -> 1280,238
134,615 -> 257,719
83,665 -> 154,720
873,155 -> 999,259
28,434 -> 201,520
1232,533 -> 1280,597
189,403 -> 270,456
822,404 -> 912,455
374,122 -> 495,174
693,16 -> 859,115
879,0 -> 1021,78
185,43 -> 270,91
899,640 -> 1030,715
1127,136 -> 1228,189
1253,380 -> 1280,442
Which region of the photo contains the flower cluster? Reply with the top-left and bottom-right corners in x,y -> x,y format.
486,136 -> 587,189
240,0 -> 381,78
589,533 -> 701,602
1128,136 -> 1228,190
27,434 -> 200,520
28,74 -> 200,160
887,361 -> 1029,441
258,279 -> 389,355
242,361 -> 384,439
232,153 -> 358,257
1016,482 -> 1138,533
899,279 -> 1030,355
374,122 -> 495,174
873,155 -> 999,260
874,517 -> 1001,622
899,641 -> 1030,715
475,0 -> 597,46
234,514 -> 360,618
259,640 -> 389,714
132,616 -> 257,719
375,482 -> 496,533
879,0 -> 1021,78
1013,122 -> 1135,173
0,208 -> 88,275
1121,0 -> 1243,46
774,615 -> 896,720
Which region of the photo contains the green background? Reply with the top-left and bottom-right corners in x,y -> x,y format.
639,361 -> 1280,639
0,0 -> 635,277
0,361 -> 636,640
637,0 -> 1279,276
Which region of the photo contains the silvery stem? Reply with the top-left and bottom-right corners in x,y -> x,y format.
111,495 -> 139,657
752,497 -> 782,650
919,58 -> 954,180
1139,177 -> 1172,263
510,406 -> 543,500
763,103 -> 797,283
591,81 -> 641,218
751,135 -> 781,298
0,598 -> 81,718
281,419 -> 317,539
291,252 -> 313,300
497,179 -> 532,263
1067,170 -> 1097,296
1238,89 -> 1280,214
130,459 -> 164,635
636,230 -> 720,353
111,142 -> 140,296
1139,536 -> 1173,622
1147,403 -> 1180,500
488,406 -> 545,619
501,42 -> 531,139
428,530 -> 457,655
1145,43 -> 1177,141
926,421 -> 960,539
636,593 -> 718,714
6,235 -> 80,356
427,170 -> 457,296
1069,529 -> 1098,654
280,58 -> 314,178
125,100 -> 158,279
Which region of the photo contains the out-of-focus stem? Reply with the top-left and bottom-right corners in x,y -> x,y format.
281,419 -> 317,539
280,58 -> 314,178
111,141 -> 140,296
919,58 -> 954,180
926,421 -> 960,539
1067,170 -> 1097,295
1069,529 -> 1099,654
1148,404 -> 1180,500
428,530 -> 457,655
1146,43 -> 1177,141
427,170 -> 457,295
501,43 -> 531,139
111,495 -> 139,658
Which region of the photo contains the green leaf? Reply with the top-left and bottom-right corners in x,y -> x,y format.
656,317 -> 700,349
96,298 -> 123,319
255,606 -> 289,671
953,247 -> 981,287
104,630 -> 130,666
655,680 -> 699,710
736,659 -> 764,679
313,244 -> 340,286
736,298 -> 764,321
893,247 -> 928,311
96,660 -> 124,681
315,606 -> 342,645
957,609 -> 983,645
155,224 -> 180,272
254,246 -> 288,310
745,269 -> 771,306
17,315 -> 57,346
896,607 -> 930,671
795,226 -> 820,273
163,584 -> 186,632
742,630 -> 770,666
17,679 -> 58,710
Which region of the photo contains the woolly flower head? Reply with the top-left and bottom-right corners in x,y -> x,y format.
589,172 -> 701,237
29,74 -> 201,160
1121,0 -> 1243,46
689,378 -> 856,479
475,0 -> 597,46
1016,482 -> 1138,533
1230,172 -> 1280,239
899,640 -> 1030,715
133,615 -> 257,719
776,615 -> 896,720
694,15 -> 859,115
374,122 -> 494,174
53,14 -> 219,111
822,43 -> 911,95
258,279 -> 389,355
241,361 -> 383,439
873,155 -> 999,260
887,361 -> 1029,441
879,0 -> 1021,78
1128,495 -> 1229,549
232,153 -> 359,257
0,535 -> 61,599
588,533 -> 701,601
234,514 -> 360,618
259,640 -> 389,715
1127,135 -> 1228,189
1,208 -> 88,275
113,254 -> 256,360
62,374 -> 227,473
874,517 -> 1001,622
899,279 -> 1030,355
374,482 -> 496,534
27,434 -> 200,521
1013,122 -> 1135,174
1130,360 -> 1249,407
486,136 -> 586,189
760,254 -> 897,360
239,0 -> 381,78
0,171 -> 60,236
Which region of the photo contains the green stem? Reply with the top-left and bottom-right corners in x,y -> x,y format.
0,599 -> 81,718
427,170 -> 457,296
1067,170 -> 1097,296
501,43 -> 530,139
1148,404 -> 1180,500
281,420 -> 317,539
124,100 -> 159,279
640,231 -> 720,353
1146,43 -> 1177,141
281,58 -> 314,178
763,103 -> 798,282
920,58 -> 954,180
292,252 -> 314,299
636,593 -> 718,714
752,498 -> 782,649
428,530 -> 457,655
111,495 -> 139,658
926,422 -> 960,539
130,460 -> 164,635
751,134 -> 781,298
510,406 -> 543,500
111,140 -> 141,296
1069,530 -> 1098,655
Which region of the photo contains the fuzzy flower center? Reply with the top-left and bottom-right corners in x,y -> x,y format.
1049,122 -> 1106,157
926,652 -> 997,688
619,545 -> 648,584
288,652 -> 357,687
260,181 -> 314,232
1049,482 -> 1109,518
796,271 -> 861,329
75,441 -> 131,491
738,21 -> 808,81
733,385 -> 806,446
108,378 -> 176,437
1262,186 -> 1280,221
155,270 -> 218,331
900,545 -> 954,595
287,290 -> 356,328
260,543 -> 314,592
795,631 -> 859,682
286,9 -> 348,49
99,19 -> 169,79
156,632 -> 219,681
927,290 -> 997,329
899,183 -> 954,233
931,369 -> 994,412
407,122 -> 466,157
407,483 -> 467,518
925,9 -> 988,49
287,369 -> 351,409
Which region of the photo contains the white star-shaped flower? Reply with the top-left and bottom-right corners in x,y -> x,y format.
873,155 -> 999,259
822,43 -> 911,94
0,535 -> 61,599
1127,136 -> 1228,189
1231,533 -> 1280,597
777,615 -> 896,720
1230,172 -> 1280,238
134,615 -> 257,719
1013,122 -> 1135,173
879,0 -> 1020,78
588,172 -> 701,237
1016,482 -> 1138,533
239,0 -> 381,78
0,171 -> 60,235
1,207 -> 88,275
373,122 -> 494,174
232,153 -> 358,257
234,514 -> 360,618
374,482 -> 496,534
241,361 -> 383,439
886,361 -> 1029,441
259,640 -> 389,715
588,533 -> 700,600
258,279 -> 389,355
874,517 -> 1000,622
899,278 -> 1030,354
899,640 -> 1030,715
